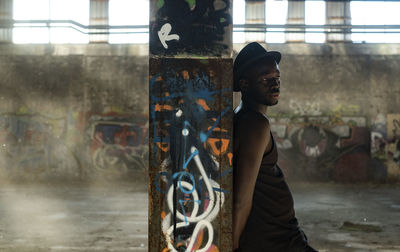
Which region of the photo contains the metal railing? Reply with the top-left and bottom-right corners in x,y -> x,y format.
1,20 -> 400,35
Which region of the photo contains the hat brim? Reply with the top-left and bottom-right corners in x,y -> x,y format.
234,51 -> 281,92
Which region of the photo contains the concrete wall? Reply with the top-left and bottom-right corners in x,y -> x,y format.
0,43 -> 399,182
0,44 -> 148,181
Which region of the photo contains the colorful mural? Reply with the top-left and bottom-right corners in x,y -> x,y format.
270,114 -> 370,182
0,110 -> 80,180
267,110 -> 400,182
0,107 -> 149,180
83,113 -> 149,174
371,114 -> 400,180
149,58 -> 232,252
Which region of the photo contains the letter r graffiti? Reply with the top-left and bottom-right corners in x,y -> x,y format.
158,23 -> 180,49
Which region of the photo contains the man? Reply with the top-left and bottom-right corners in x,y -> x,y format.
232,42 -> 317,252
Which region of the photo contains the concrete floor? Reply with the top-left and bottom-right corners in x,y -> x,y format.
0,182 -> 399,252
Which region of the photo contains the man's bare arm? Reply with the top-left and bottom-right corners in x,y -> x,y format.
233,114 -> 271,250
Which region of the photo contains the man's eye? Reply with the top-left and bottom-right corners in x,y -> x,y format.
261,78 -> 275,82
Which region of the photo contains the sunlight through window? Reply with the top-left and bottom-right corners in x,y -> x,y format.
13,0 -> 89,44
233,0 -> 245,43
305,0 -> 325,43
49,0 -> 89,44
351,1 -> 400,43
11,0 -> 400,45
265,0 -> 287,43
109,0 -> 149,44
13,0 -> 49,43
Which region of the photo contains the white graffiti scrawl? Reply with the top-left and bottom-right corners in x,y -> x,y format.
158,23 -> 180,49
161,112 -> 225,251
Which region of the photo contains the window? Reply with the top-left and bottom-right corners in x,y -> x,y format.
13,0 -> 49,43
13,0 -> 89,44
108,0 -> 149,44
305,0 -> 325,43
49,0 -> 89,44
351,1 -> 400,43
265,0 -> 287,43
233,0 -> 245,43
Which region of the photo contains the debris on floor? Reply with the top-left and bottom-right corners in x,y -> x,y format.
340,221 -> 383,232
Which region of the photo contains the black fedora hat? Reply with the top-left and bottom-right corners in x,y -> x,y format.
233,42 -> 281,92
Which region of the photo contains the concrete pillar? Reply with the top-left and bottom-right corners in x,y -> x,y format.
89,0 -> 108,43
326,1 -> 351,42
245,0 -> 265,42
286,0 -> 305,43
149,0 -> 233,251
0,0 -> 13,43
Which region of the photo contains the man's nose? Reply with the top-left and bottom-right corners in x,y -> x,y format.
271,80 -> 280,88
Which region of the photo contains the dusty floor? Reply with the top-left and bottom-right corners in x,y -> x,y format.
0,182 -> 399,252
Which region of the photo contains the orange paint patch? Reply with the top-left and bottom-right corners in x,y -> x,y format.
206,245 -> 219,252
227,152 -> 233,166
157,142 -> 169,152
161,211 -> 166,220
207,126 -> 228,133
192,229 -> 204,250
182,70 -> 190,80
161,248 -> 169,252
176,241 -> 185,247
179,99 -> 184,104
155,104 -> 173,112
196,99 -> 211,111
156,76 -> 163,81
212,118 -> 217,122
207,138 -> 230,155
164,92 -> 170,97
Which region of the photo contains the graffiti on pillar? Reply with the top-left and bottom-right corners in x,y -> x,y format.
158,23 -> 180,49
149,59 -> 232,251
150,0 -> 232,56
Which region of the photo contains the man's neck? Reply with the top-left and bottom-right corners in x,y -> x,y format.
240,100 -> 269,118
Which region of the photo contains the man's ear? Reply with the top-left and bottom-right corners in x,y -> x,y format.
239,78 -> 249,93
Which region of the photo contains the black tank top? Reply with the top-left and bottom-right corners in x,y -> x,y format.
234,110 -> 305,251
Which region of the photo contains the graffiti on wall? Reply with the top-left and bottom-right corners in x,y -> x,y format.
149,59 -> 232,251
0,110 -> 80,179
0,105 -> 150,180
150,0 -> 232,56
270,114 -> 370,181
289,100 -> 322,116
270,111 -> 400,182
79,112 -> 149,174
371,114 -> 400,180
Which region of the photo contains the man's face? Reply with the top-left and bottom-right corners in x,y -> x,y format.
244,61 -> 281,106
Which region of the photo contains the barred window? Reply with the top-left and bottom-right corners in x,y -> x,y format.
108,0 -> 149,44
305,0 -> 325,43
13,0 -> 89,44
351,0 -> 400,43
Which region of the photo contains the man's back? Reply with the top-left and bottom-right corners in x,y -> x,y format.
234,108 -> 308,251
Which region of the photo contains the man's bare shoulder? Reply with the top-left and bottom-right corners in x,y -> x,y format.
235,109 -> 270,137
